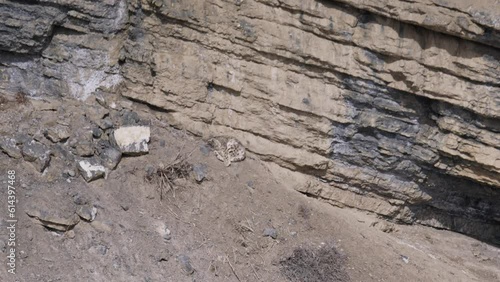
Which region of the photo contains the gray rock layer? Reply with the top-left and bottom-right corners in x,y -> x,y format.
1,0 -> 499,244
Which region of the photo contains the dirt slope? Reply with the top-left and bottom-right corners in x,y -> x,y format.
0,98 -> 498,282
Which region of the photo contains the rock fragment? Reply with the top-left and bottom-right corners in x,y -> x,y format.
85,106 -> 109,125
99,147 -> 122,169
113,126 -> 150,155
177,254 -> 195,275
163,227 -> 172,241
21,140 -> 51,172
25,209 -> 80,231
145,165 -> 156,178
0,137 -> 22,159
66,230 -> 76,239
44,125 -> 70,143
75,142 -> 94,157
70,128 -> 94,156
99,118 -> 114,130
62,169 -> 76,178
121,110 -> 141,125
263,227 -> 278,239
77,158 -> 106,182
77,205 -> 98,222
92,127 -> 103,139
192,163 -> 207,182
400,255 -> 410,264
14,134 -> 31,145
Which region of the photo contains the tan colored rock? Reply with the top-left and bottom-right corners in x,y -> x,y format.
26,208 -> 80,232
45,125 -> 70,143
324,0 -> 500,48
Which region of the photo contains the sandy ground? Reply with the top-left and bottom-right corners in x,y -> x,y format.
0,97 -> 499,282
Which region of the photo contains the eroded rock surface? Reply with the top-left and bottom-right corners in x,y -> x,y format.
0,0 -> 126,100
0,0 -> 499,243
119,0 -> 500,243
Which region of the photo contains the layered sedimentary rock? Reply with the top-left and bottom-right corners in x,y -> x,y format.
119,0 -> 500,243
1,0 -> 499,243
0,0 -> 126,99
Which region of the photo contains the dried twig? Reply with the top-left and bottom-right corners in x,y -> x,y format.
226,256 -> 241,282
251,264 -> 260,281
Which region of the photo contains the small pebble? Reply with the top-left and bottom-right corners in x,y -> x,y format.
92,127 -> 103,139
100,118 -> 114,130
145,165 -> 156,178
401,255 -> 409,264
178,254 -> 195,275
192,164 -> 207,182
63,169 -> 76,178
263,227 -> 278,239
67,230 -> 76,239
164,228 -> 172,241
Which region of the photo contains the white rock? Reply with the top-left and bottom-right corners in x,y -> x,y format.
114,126 -> 150,155
77,160 -> 106,182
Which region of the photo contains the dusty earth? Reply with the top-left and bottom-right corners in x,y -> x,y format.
0,95 -> 499,282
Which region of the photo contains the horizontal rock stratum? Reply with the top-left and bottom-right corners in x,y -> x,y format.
1,0 -> 499,244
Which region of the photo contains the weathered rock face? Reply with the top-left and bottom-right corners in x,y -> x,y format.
1,0 -> 499,243
0,0 -> 126,100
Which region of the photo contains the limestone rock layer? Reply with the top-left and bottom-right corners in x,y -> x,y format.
1,0 -> 499,243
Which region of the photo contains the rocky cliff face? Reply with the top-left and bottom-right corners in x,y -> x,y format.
1,0 -> 499,243
0,0 -> 126,99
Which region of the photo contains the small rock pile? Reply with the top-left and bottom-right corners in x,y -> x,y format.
0,93 -> 151,183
